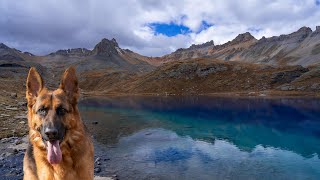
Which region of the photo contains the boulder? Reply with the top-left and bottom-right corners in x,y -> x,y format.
10,93 -> 17,99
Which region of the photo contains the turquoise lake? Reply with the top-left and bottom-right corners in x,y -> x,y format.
79,96 -> 320,180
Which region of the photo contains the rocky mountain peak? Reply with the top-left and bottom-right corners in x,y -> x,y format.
49,48 -> 91,56
311,26 -> 320,37
92,38 -> 120,56
0,43 -> 10,50
99,38 -> 119,47
296,26 -> 312,33
231,32 -> 256,44
189,40 -> 214,50
285,26 -> 312,41
288,26 -> 312,37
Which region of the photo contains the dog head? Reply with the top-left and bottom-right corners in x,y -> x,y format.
26,67 -> 79,164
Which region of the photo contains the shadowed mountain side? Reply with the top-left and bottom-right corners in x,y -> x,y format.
0,43 -> 50,91
78,58 -> 320,96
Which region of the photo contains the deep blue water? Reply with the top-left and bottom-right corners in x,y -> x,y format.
79,96 -> 320,180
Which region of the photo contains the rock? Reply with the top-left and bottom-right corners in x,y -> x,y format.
1,151 -> 13,157
277,84 -> 295,91
189,40 -> 214,50
271,66 -> 309,84
196,64 -> 228,77
1,114 -> 10,117
95,157 -> 101,164
13,149 -> 19,154
15,115 -> 27,120
1,138 -> 9,143
94,167 -> 101,173
19,121 -> 26,124
94,176 -> 115,180
49,48 -> 91,57
5,107 -> 18,111
92,121 -> 98,125
92,38 -> 119,56
10,93 -> 17,98
14,139 -> 23,145
165,63 -> 198,79
17,101 -> 27,107
310,83 -> 320,90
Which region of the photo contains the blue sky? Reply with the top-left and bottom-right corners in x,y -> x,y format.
150,23 -> 191,37
0,0 -> 320,56
150,21 -> 213,37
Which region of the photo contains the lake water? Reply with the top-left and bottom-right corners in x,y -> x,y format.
79,96 -> 320,180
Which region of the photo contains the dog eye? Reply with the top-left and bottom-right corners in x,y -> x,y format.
37,107 -> 47,116
57,107 -> 67,116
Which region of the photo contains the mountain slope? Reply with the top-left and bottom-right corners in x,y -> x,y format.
38,38 -> 155,88
44,38 -> 154,73
78,58 -> 319,96
159,26 -> 320,67
0,26 -> 319,96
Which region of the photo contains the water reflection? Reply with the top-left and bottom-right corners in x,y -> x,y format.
80,96 -> 320,157
79,96 -> 320,179
106,128 -> 320,180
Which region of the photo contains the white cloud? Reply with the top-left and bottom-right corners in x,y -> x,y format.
191,24 -> 249,45
0,0 -> 320,56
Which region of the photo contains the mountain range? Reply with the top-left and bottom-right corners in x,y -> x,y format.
160,26 -> 320,67
0,26 -> 319,96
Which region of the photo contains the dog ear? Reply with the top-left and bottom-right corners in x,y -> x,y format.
26,67 -> 43,103
60,67 -> 79,104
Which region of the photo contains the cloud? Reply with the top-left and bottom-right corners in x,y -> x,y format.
116,128 -> 319,178
0,0 -> 320,56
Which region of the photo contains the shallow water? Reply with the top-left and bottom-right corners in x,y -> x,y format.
79,96 -> 320,180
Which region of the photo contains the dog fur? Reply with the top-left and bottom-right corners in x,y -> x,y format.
23,67 -> 94,180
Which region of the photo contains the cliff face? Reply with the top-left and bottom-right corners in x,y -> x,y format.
48,48 -> 91,57
159,27 -> 320,67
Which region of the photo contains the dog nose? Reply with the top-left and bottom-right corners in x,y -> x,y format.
45,128 -> 58,139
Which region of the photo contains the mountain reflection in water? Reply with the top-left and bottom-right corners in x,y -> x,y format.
79,96 -> 320,179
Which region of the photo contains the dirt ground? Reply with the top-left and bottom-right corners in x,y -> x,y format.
0,91 -> 28,139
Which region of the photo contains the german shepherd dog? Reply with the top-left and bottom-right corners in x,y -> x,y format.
23,67 -> 94,180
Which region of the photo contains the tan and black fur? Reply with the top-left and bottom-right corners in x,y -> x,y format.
23,67 -> 94,180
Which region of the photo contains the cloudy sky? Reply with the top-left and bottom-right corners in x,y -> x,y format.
1,0 -> 320,56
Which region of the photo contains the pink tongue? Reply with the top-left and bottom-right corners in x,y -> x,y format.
47,140 -> 62,164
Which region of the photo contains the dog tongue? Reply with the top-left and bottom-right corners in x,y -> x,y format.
47,140 -> 62,164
